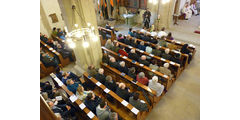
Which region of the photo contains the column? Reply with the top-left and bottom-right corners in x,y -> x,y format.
58,0 -> 103,74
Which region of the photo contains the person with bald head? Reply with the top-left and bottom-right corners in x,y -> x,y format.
128,49 -> 140,61
138,55 -> 150,66
161,48 -> 172,60
95,68 -> 106,84
109,57 -> 120,69
159,63 -> 173,79
116,83 -> 131,101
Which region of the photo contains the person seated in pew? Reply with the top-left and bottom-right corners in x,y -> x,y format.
149,60 -> 159,77
136,72 -> 149,85
56,43 -> 74,61
150,30 -> 158,37
40,81 -> 55,99
171,53 -> 182,67
148,76 -> 164,97
117,34 -> 124,43
145,45 -> 153,55
128,49 -> 140,61
138,55 -> 150,66
158,27 -> 167,38
137,41 -> 146,51
104,75 -> 118,92
129,38 -> 138,48
180,44 -> 192,64
66,79 -> 80,94
76,85 -> 92,101
87,65 -> 98,78
128,28 -> 134,37
96,100 -> 111,120
135,30 -> 142,39
161,48 -> 172,61
47,100 -> 77,120
52,27 -> 58,37
40,33 -> 48,43
57,28 -> 66,40
110,41 -> 120,53
61,71 -> 82,85
102,54 -> 110,65
105,39 -> 114,50
105,23 -> 118,33
46,38 -> 55,48
152,45 -> 162,57
116,83 -> 132,102
129,92 -> 148,112
166,32 -> 174,40
150,35 -> 158,44
40,48 -> 59,68
128,67 -> 137,81
159,63 -> 173,79
117,61 -> 128,74
118,46 -> 128,57
157,36 -> 168,47
84,92 -> 102,114
124,35 -> 131,45
142,32 -> 151,42
109,57 -> 120,69
95,68 -> 106,84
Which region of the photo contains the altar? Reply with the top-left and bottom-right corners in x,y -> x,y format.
122,14 -> 136,26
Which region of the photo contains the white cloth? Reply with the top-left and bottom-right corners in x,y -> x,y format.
150,32 -> 157,36
148,80 -> 164,97
158,31 -> 167,38
140,29 -> 147,33
182,6 -> 192,19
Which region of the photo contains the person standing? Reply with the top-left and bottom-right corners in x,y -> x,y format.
182,2 -> 192,20
143,8 -> 151,29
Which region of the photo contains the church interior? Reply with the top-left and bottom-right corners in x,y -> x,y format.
40,0 -> 200,120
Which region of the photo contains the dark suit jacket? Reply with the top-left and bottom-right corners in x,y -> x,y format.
161,53 -> 172,61
117,66 -> 128,74
95,73 -> 106,84
109,61 -> 120,69
104,80 -> 117,92
116,87 -> 131,102
84,96 -> 101,114
138,59 -> 150,66
128,53 -> 140,61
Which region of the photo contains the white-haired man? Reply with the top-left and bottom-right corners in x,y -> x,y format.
95,68 -> 106,84
117,61 -> 128,74
116,83 -> 131,101
148,76 -> 164,97
109,57 -> 120,69
159,63 -> 173,79
128,49 -> 140,61
138,55 -> 150,66
161,48 -> 172,60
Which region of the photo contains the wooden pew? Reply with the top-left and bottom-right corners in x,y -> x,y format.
115,40 -> 181,79
98,26 -> 116,41
101,46 -> 172,91
40,95 -> 59,120
50,73 -> 99,120
133,37 -> 189,69
40,40 -> 72,67
100,62 -> 164,105
133,30 -> 196,59
83,72 -> 144,120
40,61 -> 55,79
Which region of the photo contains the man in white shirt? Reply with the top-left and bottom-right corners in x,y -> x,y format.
182,2 -> 192,20
158,27 -> 167,38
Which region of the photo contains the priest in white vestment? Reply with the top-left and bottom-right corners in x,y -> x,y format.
191,2 -> 198,15
182,3 -> 192,20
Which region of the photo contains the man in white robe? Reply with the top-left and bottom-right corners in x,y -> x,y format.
182,3 -> 192,20
191,2 -> 198,15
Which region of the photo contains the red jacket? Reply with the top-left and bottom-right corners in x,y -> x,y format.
118,49 -> 128,57
136,74 -> 149,85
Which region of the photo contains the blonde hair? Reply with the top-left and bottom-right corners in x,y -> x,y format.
77,86 -> 84,95
66,79 -> 72,85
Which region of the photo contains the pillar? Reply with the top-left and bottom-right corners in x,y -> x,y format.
58,0 -> 102,74
157,0 -> 176,29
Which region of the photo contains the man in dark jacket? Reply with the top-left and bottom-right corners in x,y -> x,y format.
47,101 -> 76,119
84,93 -> 102,114
117,61 -> 128,74
56,44 -> 74,61
161,48 -> 172,61
152,45 -> 162,57
116,83 -> 131,102
138,55 -> 150,66
128,49 -> 140,61
129,92 -> 148,112
104,75 -> 118,92
109,57 -> 120,69
95,68 -> 106,84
